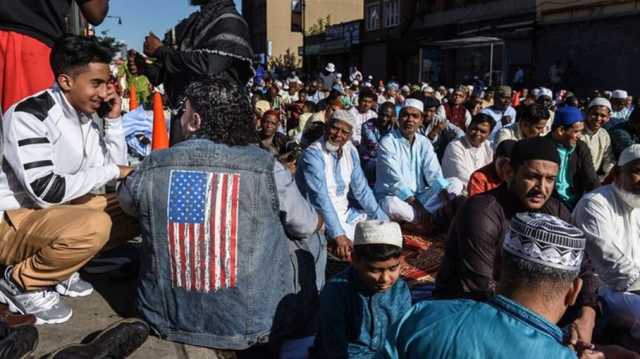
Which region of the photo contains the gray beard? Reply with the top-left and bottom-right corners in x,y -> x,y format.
613,183 -> 640,208
324,141 -> 340,153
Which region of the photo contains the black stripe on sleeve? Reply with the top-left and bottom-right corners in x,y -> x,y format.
30,173 -> 54,197
42,175 -> 66,203
18,138 -> 50,146
23,160 -> 53,170
29,173 -> 66,203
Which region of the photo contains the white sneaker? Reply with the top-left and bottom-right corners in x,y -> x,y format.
55,272 -> 94,297
0,267 -> 73,325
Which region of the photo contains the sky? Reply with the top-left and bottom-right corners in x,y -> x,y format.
95,0 -> 242,52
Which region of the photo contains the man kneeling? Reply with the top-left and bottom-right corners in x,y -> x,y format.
0,35 -> 132,324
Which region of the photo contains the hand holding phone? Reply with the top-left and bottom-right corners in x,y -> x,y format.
101,83 -> 122,120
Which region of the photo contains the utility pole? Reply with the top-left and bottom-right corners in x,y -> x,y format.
301,0 -> 306,76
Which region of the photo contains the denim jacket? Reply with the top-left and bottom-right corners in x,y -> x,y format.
118,139 -> 318,350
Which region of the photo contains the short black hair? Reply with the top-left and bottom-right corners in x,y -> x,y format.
499,251 -> 578,301
378,101 -> 395,115
50,35 -> 113,77
469,113 -> 496,131
353,244 -> 402,262
359,88 -> 377,101
496,139 -> 516,158
423,96 -> 440,110
517,104 -> 550,125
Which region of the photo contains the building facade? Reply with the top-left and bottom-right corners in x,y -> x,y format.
242,0 -> 363,67
534,0 -> 640,95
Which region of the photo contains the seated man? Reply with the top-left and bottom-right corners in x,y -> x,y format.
442,113 -> 495,191
418,96 -> 464,160
436,136 -> 599,344
312,221 -> 411,358
375,99 -> 463,226
547,106 -> 599,209
610,109 -> 640,160
494,103 -> 550,147
442,86 -> 468,130
581,97 -> 615,177
574,144 -> 640,348
118,76 -> 324,350
359,102 -> 396,184
380,213 -> 589,359
0,35 -> 132,324
481,85 -> 517,140
468,139 -> 515,197
258,110 -> 292,157
297,110 -> 388,261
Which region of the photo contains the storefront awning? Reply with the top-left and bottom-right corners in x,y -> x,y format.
428,36 -> 503,49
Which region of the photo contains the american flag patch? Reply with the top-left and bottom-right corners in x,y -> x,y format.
167,170 -> 240,292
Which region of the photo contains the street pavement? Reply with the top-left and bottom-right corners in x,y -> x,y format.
35,272 -> 234,358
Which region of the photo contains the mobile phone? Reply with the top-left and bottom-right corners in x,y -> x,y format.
97,101 -> 113,118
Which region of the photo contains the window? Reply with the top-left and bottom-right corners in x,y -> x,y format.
383,0 -> 399,28
365,3 -> 380,31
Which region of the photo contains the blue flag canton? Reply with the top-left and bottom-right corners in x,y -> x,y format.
168,171 -> 209,224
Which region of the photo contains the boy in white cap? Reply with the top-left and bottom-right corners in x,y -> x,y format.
574,144 -> 640,350
311,220 -> 411,359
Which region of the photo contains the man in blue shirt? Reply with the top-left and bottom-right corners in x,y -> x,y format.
379,213 -> 592,359
375,98 -> 463,227
313,220 -> 411,358
297,110 -> 388,261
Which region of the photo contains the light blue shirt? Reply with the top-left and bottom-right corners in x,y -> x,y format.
556,145 -> 576,207
377,295 -> 577,359
374,129 -> 448,209
297,139 -> 388,239
605,107 -> 633,129
481,105 -> 517,140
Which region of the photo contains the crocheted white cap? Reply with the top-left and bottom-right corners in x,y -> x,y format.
354,221 -> 403,248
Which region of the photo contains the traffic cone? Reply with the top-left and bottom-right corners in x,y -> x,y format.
511,90 -> 521,107
129,84 -> 139,110
151,92 -> 169,150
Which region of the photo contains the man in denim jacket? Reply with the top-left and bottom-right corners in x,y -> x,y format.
117,75 -> 324,350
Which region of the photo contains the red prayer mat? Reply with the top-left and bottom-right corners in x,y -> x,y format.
400,232 -> 446,287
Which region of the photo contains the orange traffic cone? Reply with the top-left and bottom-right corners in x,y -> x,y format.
152,92 -> 169,150
511,90 -> 521,107
129,84 -> 139,110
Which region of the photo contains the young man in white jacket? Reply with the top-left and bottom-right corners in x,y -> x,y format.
0,35 -> 133,324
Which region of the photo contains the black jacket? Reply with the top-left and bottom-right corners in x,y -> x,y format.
547,135 -> 600,208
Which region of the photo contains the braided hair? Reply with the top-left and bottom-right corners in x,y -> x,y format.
184,73 -> 258,146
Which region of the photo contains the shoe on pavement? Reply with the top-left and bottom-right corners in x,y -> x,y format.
0,323 -> 38,359
55,272 -> 93,298
46,318 -> 150,359
0,267 -> 73,325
